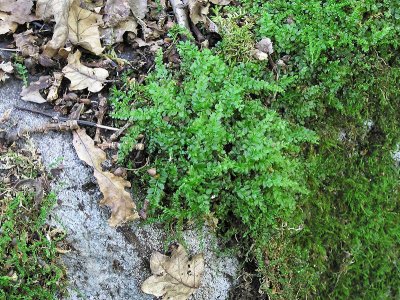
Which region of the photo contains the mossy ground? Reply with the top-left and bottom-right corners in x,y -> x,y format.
0,145 -> 67,300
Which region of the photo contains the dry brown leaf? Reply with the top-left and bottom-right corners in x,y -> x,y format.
62,50 -> 109,93
188,0 -> 209,25
256,38 -> 274,55
104,0 -> 131,25
102,17 -> 137,45
141,243 -> 205,300
127,0 -> 147,20
0,12 -> 18,35
13,30 -> 39,58
0,0 -> 36,24
72,128 -> 139,227
102,0 -> 137,45
47,72 -> 64,101
36,0 -> 73,57
0,62 -> 14,82
0,62 -> 14,73
68,1 -> 104,55
20,76 -> 52,103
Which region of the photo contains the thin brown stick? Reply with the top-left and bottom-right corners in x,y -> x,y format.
0,48 -> 20,52
94,94 -> 107,143
14,105 -> 119,131
109,122 -> 132,141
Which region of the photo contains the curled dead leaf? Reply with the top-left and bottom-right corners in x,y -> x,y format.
142,243 -> 205,300
102,17 -> 138,45
188,0 -> 209,25
20,76 -> 52,103
47,72 -> 64,101
72,128 -> 139,227
62,50 -> 109,93
36,0 -> 73,57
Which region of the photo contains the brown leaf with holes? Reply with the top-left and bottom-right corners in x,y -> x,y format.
68,1 -> 104,55
62,50 -> 109,93
141,243 -> 204,300
20,76 -> 52,103
72,128 -> 139,227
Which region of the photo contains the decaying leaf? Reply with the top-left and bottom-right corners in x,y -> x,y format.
47,72 -> 64,101
256,38 -> 274,55
36,0 -> 73,57
0,0 -> 36,25
20,76 -> 52,103
62,50 -> 109,93
102,17 -> 137,45
72,128 -> 139,227
68,1 -> 104,55
127,0 -> 147,20
13,30 -> 39,58
102,0 -> 138,44
0,62 -> 14,82
188,0 -> 209,25
141,243 -> 205,300
104,0 -> 131,25
0,12 -> 18,35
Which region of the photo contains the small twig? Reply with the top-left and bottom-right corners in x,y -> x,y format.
109,121 -> 132,141
14,105 -> 119,131
94,94 -> 107,143
169,0 -> 190,31
0,48 -> 20,52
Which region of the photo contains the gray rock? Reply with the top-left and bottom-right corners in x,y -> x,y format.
0,78 -> 237,300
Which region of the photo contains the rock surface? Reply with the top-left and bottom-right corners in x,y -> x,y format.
0,78 -> 237,300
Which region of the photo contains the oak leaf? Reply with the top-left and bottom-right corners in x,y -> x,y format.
68,1 -> 104,55
20,76 -> 52,103
142,243 -> 204,300
62,50 -> 109,93
72,128 -> 139,227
